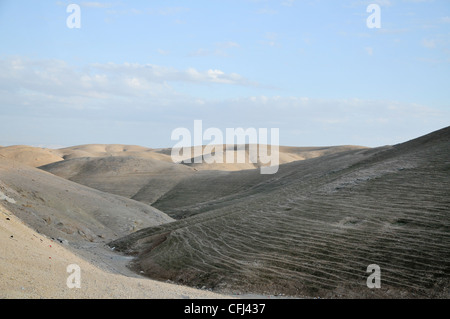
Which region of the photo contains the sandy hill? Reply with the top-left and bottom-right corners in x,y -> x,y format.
0,154 -> 233,298
0,144 -> 172,166
0,156 -> 172,245
158,144 -> 366,171
110,126 -> 450,298
39,144 -> 365,206
0,204 -> 225,299
0,145 -> 64,167
39,156 -> 197,205
0,143 -> 366,172
57,144 -> 172,161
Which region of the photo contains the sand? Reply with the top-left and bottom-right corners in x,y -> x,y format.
0,204 -> 227,299
0,146 -> 64,168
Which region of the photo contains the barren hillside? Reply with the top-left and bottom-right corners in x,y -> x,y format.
110,126 -> 450,298
0,157 -> 173,245
0,204 -> 224,299
0,145 -> 64,167
40,145 -> 365,206
39,156 -> 196,205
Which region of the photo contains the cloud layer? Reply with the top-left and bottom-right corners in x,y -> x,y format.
0,57 -> 448,148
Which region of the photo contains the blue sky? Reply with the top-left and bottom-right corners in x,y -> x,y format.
0,0 -> 449,148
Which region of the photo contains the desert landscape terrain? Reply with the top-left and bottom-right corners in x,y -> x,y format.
0,126 -> 449,298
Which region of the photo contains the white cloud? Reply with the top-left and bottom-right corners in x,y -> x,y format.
188,48 -> 211,57
402,0 -> 434,2
104,6 -> 189,17
422,38 -> 436,48
260,32 -> 280,47
81,2 -> 114,8
188,42 -> 240,58
157,6 -> 190,16
282,0 -> 295,7
256,7 -> 278,14
215,41 -> 240,49
0,57 -> 260,116
88,61 -> 256,86
1,57 -> 448,148
350,0 -> 392,7
440,16 -> 450,24
157,48 -> 170,56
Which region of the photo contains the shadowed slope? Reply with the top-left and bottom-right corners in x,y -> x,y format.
110,126 -> 450,298
0,156 -> 173,245
40,145 -> 366,208
152,145 -> 371,219
39,156 -> 196,204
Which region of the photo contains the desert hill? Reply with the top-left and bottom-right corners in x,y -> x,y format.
0,145 -> 64,167
1,127 -> 448,299
39,156 -> 196,204
159,144 -> 367,171
39,145 -> 365,206
0,151 -> 234,298
0,204 -> 224,299
110,126 -> 450,298
0,156 -> 173,245
57,144 -> 173,162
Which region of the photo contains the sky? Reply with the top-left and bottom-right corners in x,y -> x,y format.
0,0 -> 449,148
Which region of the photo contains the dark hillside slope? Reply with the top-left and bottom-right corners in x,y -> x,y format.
110,126 -> 450,298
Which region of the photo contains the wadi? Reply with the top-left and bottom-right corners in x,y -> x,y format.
0,126 -> 449,298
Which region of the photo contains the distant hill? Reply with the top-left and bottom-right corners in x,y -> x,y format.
0,145 -> 64,167
39,144 -> 365,205
39,156 -> 196,205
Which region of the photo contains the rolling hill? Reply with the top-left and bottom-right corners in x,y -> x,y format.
109,126 -> 450,298
2,128 -> 448,298
0,156 -> 173,245
0,145 -> 64,167
39,156 -> 197,205
39,145 -> 365,206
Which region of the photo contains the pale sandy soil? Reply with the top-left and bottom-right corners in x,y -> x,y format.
0,204 -> 228,299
